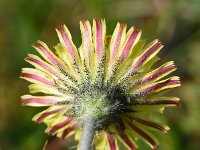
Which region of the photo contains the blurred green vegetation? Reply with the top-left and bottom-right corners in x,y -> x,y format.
0,0 -> 200,149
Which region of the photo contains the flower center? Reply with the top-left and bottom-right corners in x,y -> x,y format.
72,82 -> 132,130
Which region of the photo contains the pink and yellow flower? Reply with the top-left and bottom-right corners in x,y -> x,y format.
21,19 -> 180,149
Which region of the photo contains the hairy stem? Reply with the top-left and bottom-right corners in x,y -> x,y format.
80,119 -> 95,150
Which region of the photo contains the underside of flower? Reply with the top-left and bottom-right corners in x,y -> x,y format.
21,19 -> 181,150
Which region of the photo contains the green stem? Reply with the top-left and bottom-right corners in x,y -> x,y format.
79,119 -> 95,150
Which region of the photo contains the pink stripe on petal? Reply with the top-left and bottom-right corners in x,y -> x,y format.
127,121 -> 157,149
95,19 -> 103,60
111,24 -> 126,61
61,124 -> 78,139
57,25 -> 75,58
48,118 -> 72,135
131,41 -> 162,71
144,79 -> 180,92
120,29 -> 140,61
22,97 -> 58,105
35,108 -> 63,123
34,42 -> 65,70
134,118 -> 169,134
107,133 -> 116,150
118,130 -> 136,150
21,73 -> 55,85
81,20 -> 92,59
26,56 -> 59,77
142,64 -> 175,83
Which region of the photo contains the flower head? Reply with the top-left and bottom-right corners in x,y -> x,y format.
21,19 -> 180,149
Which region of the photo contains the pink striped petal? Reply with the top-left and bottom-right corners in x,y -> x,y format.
107,133 -> 116,150
25,55 -> 60,77
61,124 -> 78,139
33,41 -> 65,70
56,25 -> 76,58
80,20 -> 93,60
127,121 -> 157,149
94,19 -> 104,61
111,24 -> 127,61
21,73 -> 55,86
131,40 -> 162,71
120,28 -> 140,61
144,78 -> 180,93
48,118 -> 72,135
117,130 -> 136,150
142,62 -> 176,83
134,118 -> 169,134
21,96 -> 59,106
131,77 -> 180,95
34,108 -> 63,123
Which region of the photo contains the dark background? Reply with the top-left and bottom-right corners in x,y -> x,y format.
0,0 -> 200,149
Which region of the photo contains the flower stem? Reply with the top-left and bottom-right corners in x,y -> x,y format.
80,119 -> 95,150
